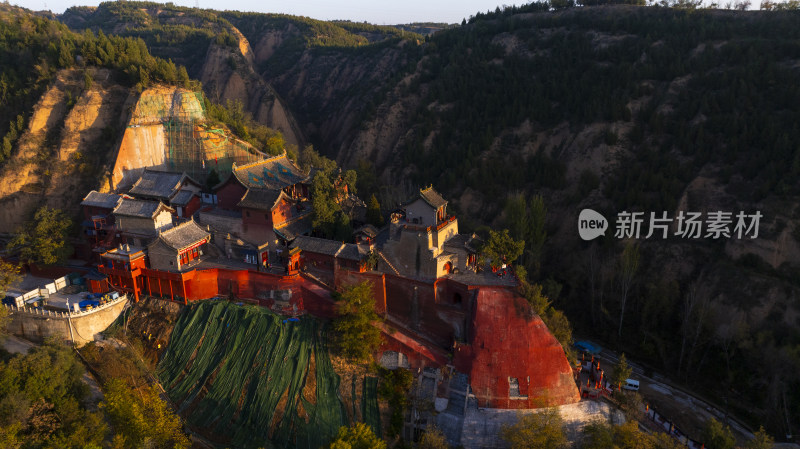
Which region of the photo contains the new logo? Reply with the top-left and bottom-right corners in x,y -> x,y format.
579,209 -> 608,241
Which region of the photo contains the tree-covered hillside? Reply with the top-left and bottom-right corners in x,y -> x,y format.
388,5 -> 800,437
4,0 -> 797,440
0,3 -> 194,166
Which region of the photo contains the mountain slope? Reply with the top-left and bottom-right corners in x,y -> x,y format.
27,0 -> 800,437
202,5 -> 800,434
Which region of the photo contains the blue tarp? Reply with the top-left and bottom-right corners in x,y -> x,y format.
574,340 -> 602,354
78,299 -> 100,309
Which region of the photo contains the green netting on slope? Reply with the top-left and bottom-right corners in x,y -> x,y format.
157,300 -> 354,449
362,376 -> 381,439
174,91 -> 205,121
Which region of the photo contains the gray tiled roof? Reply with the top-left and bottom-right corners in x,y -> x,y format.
353,224 -> 379,239
113,198 -> 171,218
232,154 -> 309,190
129,170 -> 198,201
81,191 -> 121,209
290,236 -> 344,257
444,233 -> 483,252
171,189 -> 196,206
237,188 -> 284,210
419,187 -> 447,209
274,215 -> 313,241
337,243 -> 369,261
156,220 -> 210,251
341,194 -> 367,223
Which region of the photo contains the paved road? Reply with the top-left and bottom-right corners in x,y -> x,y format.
2,334 -> 34,354
581,341 -> 756,442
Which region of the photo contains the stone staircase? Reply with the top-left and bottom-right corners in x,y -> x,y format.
446,372 -> 471,416
376,249 -> 401,275
436,371 -> 472,446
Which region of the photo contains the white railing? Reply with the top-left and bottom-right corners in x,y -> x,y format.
3,295 -> 128,318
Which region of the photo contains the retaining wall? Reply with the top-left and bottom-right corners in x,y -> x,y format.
4,296 -> 128,346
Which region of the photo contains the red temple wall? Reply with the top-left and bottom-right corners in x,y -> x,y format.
271,199 -> 293,227
335,270 -> 387,315
182,196 -> 203,218
215,180 -> 246,211
453,287 -> 580,408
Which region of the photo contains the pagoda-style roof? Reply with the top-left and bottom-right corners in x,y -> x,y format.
443,233 -> 483,253
153,220 -> 210,252
290,236 -> 345,257
128,169 -> 200,201
353,224 -> 379,239
274,215 -> 313,242
101,244 -> 146,261
228,154 -> 309,191
289,236 -> 367,262
81,191 -> 122,209
336,243 -> 369,262
237,188 -> 287,211
419,186 -> 447,209
113,198 -> 174,219
170,189 -> 197,206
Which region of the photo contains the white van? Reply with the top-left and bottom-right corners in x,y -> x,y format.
622,379 -> 640,391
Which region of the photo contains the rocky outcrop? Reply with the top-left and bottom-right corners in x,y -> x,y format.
109,85 -> 267,190
0,69 -> 130,232
199,35 -> 303,148
454,287 -> 580,408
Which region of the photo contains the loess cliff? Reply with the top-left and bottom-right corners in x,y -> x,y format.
0,68 -> 130,232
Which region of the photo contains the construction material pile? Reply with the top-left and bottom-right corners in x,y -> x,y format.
158,300 -> 379,448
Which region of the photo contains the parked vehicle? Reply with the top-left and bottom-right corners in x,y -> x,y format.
623,379 -> 640,391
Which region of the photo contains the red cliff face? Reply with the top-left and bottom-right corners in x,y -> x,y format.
454,287 -> 581,408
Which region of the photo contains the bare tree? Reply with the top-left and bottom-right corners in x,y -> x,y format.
586,244 -> 599,326
713,306 -> 747,387
617,242 -> 639,337
677,281 -> 712,377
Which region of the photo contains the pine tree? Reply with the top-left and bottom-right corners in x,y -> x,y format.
333,281 -> 383,362
366,194 -> 383,227
611,353 -> 633,390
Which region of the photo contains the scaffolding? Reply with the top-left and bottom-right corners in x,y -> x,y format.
166,120 -> 266,181
127,88 -> 268,182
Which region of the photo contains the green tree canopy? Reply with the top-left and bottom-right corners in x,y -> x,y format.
516,275 -> 574,357
700,418 -> 735,449
308,148 -> 357,240
0,260 -> 20,298
482,229 -> 525,267
500,408 -> 568,449
611,353 -> 633,390
377,367 -> 413,437
745,426 -> 775,449
9,206 -> 74,266
504,193 -> 547,274
102,378 -> 190,449
0,261 -> 20,341
328,422 -> 386,449
581,421 -> 659,449
333,281 -> 383,362
203,98 -> 285,155
417,426 -> 450,449
205,168 -> 221,190
0,343 -> 107,448
366,194 -> 384,227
